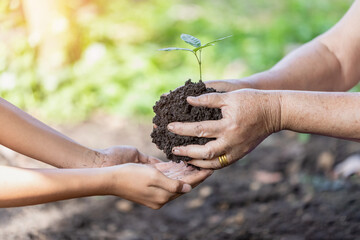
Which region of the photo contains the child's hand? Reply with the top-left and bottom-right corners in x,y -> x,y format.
105,162 -> 212,209
96,146 -> 161,167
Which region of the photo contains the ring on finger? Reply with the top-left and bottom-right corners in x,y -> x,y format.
218,154 -> 229,168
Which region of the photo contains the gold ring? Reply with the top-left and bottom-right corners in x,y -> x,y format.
218,154 -> 229,167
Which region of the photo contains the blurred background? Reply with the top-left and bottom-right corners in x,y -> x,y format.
0,0 -> 356,122
1,1 -> 360,239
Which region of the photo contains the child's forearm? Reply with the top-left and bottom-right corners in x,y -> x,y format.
0,166 -> 108,207
0,98 -> 101,168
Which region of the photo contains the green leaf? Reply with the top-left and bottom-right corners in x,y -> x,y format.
204,35 -> 232,45
158,47 -> 193,52
180,34 -> 201,48
193,35 -> 232,53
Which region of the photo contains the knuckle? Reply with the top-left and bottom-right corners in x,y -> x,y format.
204,146 -> 215,159
172,181 -> 182,193
203,94 -> 212,103
195,124 -> 206,137
126,146 -> 138,154
176,146 -> 186,155
214,160 -> 222,169
228,122 -> 240,132
158,194 -> 170,204
150,204 -> 162,210
200,95 -> 208,102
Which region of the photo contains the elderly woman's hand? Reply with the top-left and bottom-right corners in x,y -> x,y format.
167,89 -> 282,169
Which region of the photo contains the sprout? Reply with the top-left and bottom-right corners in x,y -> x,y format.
159,34 -> 232,81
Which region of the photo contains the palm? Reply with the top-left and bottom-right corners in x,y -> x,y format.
154,161 -> 212,187
100,146 -> 212,186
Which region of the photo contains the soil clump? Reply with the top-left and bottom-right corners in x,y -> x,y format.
151,80 -> 222,162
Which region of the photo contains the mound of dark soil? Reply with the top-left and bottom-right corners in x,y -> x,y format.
151,80 -> 222,162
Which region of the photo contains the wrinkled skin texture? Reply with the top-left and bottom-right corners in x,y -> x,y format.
151,80 -> 222,162
168,90 -> 281,169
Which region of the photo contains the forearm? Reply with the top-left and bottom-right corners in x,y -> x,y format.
0,166 -> 109,207
279,91 -> 360,141
246,39 -> 345,91
0,98 -> 101,168
238,1 -> 360,92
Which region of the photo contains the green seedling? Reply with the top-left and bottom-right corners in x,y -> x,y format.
159,34 -> 232,81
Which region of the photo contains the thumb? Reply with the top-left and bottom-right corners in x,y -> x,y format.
155,172 -> 192,193
187,93 -> 225,108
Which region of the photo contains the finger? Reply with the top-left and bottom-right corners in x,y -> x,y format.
166,171 -> 184,180
168,120 -> 223,138
187,92 -> 225,108
153,171 -> 192,193
138,152 -> 162,164
205,79 -> 253,92
147,156 -> 162,164
143,187 -> 177,209
159,162 -> 190,179
188,152 -> 235,169
154,162 -> 172,172
180,168 -> 214,188
205,80 -> 232,92
172,140 -> 224,160
154,161 -> 185,172
188,159 -> 222,169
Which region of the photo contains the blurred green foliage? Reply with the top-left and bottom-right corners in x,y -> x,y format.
0,0 -> 354,122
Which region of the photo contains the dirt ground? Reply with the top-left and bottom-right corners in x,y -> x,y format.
0,114 -> 359,240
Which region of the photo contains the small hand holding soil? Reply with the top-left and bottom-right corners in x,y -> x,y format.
151,80 -> 222,162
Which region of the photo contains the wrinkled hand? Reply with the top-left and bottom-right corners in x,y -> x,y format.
107,161 -> 212,209
167,89 -> 282,169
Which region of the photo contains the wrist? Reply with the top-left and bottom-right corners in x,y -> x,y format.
100,165 -> 128,196
96,167 -> 117,195
82,148 -> 105,168
76,167 -> 113,196
261,90 -> 283,133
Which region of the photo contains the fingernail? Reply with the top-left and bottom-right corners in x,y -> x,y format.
172,148 -> 180,154
168,124 -> 174,130
181,184 -> 192,193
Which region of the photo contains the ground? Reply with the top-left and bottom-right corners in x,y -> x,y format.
0,115 -> 359,240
